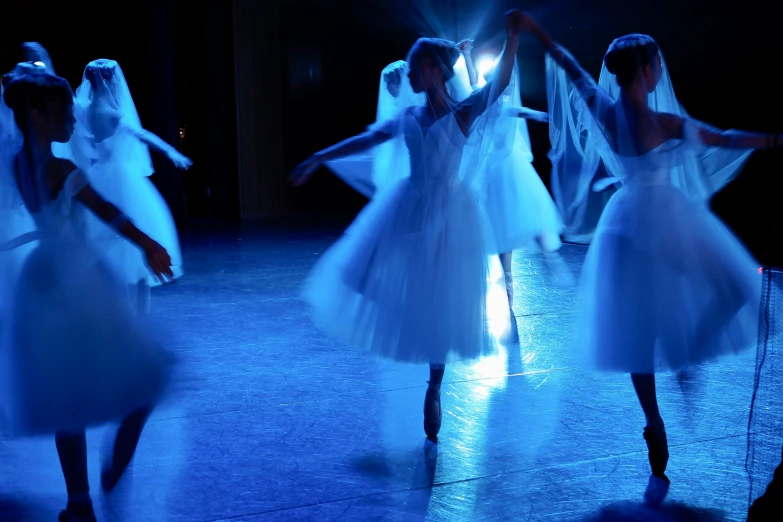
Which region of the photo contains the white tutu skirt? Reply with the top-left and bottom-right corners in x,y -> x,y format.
87,162 -> 183,286
0,204 -> 36,313
304,178 -> 507,365
577,183 -> 761,373
483,149 -> 563,254
0,239 -> 173,436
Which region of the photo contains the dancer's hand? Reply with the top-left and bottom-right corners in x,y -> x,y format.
289,155 -> 321,187
168,150 -> 192,170
456,39 -> 474,52
506,10 -> 537,37
143,239 -> 174,284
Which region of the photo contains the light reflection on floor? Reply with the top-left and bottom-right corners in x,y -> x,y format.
0,226 -> 768,521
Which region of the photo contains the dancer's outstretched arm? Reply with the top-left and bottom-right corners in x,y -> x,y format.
123,121 -> 192,169
102,110 -> 191,169
520,14 -> 615,115
289,126 -> 393,187
42,158 -> 174,282
509,106 -> 548,122
657,113 -> 783,149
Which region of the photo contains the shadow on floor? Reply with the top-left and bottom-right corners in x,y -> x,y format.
583,475 -> 730,522
0,495 -> 58,522
583,502 -> 730,522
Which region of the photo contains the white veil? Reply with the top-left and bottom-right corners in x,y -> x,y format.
362,37 -> 524,232
70,59 -> 154,176
324,60 -> 424,197
546,35 -> 753,243
451,53 -> 533,188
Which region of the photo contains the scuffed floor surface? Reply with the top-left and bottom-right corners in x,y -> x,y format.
0,224 -> 768,521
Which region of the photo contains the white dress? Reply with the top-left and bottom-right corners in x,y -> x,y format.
85,128 -> 183,286
0,100 -> 36,314
0,168 -> 172,436
577,120 -> 761,373
303,110 -> 506,365
482,148 -> 563,254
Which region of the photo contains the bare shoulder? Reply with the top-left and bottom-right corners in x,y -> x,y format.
42,157 -> 79,183
42,157 -> 77,176
41,157 -> 78,195
656,112 -> 685,139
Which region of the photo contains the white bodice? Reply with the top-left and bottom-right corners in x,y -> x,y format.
403,111 -> 467,192
608,119 -> 707,190
29,169 -> 91,245
614,141 -> 680,188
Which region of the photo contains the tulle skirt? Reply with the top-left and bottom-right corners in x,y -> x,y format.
303,178 -> 508,365
0,237 -> 173,436
0,203 -> 36,314
483,149 -> 563,254
87,161 -> 183,286
577,182 -> 761,373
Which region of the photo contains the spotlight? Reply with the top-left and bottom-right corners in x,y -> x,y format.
476,54 -> 499,87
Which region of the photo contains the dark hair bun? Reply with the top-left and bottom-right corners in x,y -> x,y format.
429,39 -> 460,68
3,73 -> 73,131
603,37 -> 660,88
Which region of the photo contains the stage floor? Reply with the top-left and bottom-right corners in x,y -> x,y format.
0,225 -> 761,521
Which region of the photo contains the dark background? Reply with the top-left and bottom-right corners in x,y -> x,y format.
3,0 -> 782,263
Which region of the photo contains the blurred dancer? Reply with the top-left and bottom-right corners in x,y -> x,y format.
290,11 -> 531,440
1,72 -> 173,522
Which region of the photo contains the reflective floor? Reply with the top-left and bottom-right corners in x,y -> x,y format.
0,224 -> 764,521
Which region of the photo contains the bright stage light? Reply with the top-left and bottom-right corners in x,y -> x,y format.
476,54 -> 498,87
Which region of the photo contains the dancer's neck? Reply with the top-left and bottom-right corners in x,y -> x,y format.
23,136 -> 54,164
620,83 -> 649,114
425,87 -> 453,117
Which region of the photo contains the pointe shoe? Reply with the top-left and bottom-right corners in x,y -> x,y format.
643,424 -> 670,482
58,501 -> 97,522
423,384 -> 442,440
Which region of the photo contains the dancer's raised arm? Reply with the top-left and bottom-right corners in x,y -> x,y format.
520,14 -> 615,116
455,10 -> 526,129
456,39 -> 479,88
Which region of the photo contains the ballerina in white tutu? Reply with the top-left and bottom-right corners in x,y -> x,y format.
291,11 -> 532,440
69,59 -> 191,315
456,39 -> 563,305
520,14 -> 783,481
0,72 -> 174,522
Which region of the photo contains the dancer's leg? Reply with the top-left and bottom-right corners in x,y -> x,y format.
101,406 -> 153,491
55,432 -> 96,521
631,373 -> 669,479
499,252 -> 513,304
424,364 -> 445,439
